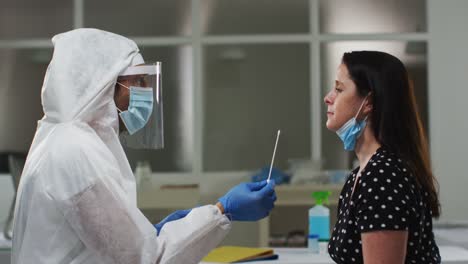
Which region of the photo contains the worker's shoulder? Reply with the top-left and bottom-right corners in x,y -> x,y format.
41,123 -> 117,180
40,123 -> 115,200
48,122 -> 109,160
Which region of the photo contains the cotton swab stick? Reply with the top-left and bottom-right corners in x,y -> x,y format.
267,130 -> 281,184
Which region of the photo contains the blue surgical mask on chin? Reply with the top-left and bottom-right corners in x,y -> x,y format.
117,82 -> 154,135
336,97 -> 368,151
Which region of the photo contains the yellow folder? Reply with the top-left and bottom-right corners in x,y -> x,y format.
202,246 -> 276,263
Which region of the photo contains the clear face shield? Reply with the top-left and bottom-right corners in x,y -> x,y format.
117,62 -> 164,149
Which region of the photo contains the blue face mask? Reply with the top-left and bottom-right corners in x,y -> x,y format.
336,97 -> 368,151
117,82 -> 154,135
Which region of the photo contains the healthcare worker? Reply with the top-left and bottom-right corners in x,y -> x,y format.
11,28 -> 276,264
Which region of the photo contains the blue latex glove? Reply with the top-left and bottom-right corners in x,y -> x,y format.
218,180 -> 276,221
154,209 -> 191,235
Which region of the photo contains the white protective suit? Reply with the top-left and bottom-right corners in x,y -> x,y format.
12,28 -> 231,264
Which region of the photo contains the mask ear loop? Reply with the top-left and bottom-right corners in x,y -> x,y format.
117,81 -> 130,90
355,94 -> 370,120
349,93 -> 371,198
116,81 -> 130,113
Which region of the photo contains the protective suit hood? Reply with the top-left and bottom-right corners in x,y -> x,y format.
35,28 -> 144,201
42,28 -> 143,128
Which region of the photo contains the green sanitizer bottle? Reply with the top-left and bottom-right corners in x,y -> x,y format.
309,191 -> 331,241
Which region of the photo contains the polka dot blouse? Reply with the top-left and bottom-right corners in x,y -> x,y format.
328,147 -> 441,263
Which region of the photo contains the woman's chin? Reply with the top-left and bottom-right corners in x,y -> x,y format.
325,120 -> 337,132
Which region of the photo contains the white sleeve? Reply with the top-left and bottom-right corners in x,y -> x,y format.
157,205 -> 232,264
51,177 -> 230,264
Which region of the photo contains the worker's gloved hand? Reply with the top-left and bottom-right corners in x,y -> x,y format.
154,209 -> 192,235
218,180 -> 276,221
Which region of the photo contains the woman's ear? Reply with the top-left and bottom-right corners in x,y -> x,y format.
363,93 -> 373,116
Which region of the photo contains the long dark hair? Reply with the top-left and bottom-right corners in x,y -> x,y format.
342,51 -> 440,217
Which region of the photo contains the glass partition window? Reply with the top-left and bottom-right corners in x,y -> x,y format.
0,0 -> 73,39
200,0 -> 309,35
320,0 -> 426,34
0,49 -> 49,152
0,0 -> 429,173
84,0 -> 192,37
203,44 -> 311,171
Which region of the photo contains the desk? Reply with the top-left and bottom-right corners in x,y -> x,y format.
200,246 -> 468,264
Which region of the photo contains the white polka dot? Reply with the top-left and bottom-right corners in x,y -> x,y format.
348,239 -> 352,243
375,195 -> 379,200
385,163 -> 390,166
380,186 -> 385,191
388,196 -> 393,201
368,188 -> 372,192
399,184 -> 403,188
402,217 -> 406,222
392,172 -> 396,177
387,179 -> 391,183
381,223 -> 386,228
373,178 -> 378,182
381,204 -> 386,209
367,171 -> 371,175
379,169 -> 384,173
369,224 -> 373,229
362,182 -> 367,187
388,214 -> 393,219
374,214 -> 379,218
372,163 -> 377,166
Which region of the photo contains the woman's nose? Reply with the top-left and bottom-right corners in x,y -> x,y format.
324,91 -> 333,105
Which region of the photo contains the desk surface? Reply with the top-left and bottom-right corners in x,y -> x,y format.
200,246 -> 468,264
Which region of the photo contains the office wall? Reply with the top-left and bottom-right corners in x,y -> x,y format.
428,0 -> 468,222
